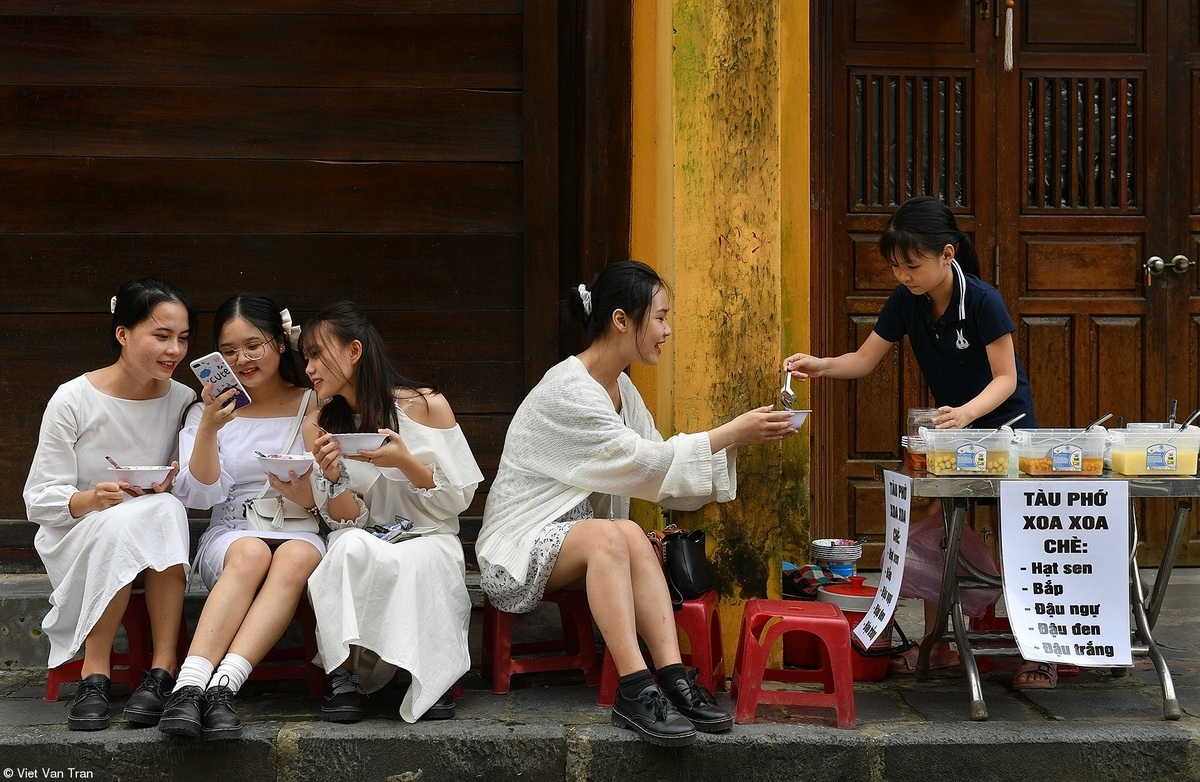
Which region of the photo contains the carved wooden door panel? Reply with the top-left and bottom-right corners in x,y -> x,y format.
813,0 -> 1196,565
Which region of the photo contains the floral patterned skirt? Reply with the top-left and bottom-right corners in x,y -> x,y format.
479,499 -> 595,614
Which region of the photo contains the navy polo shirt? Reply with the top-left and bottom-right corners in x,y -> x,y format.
873,271 -> 1037,430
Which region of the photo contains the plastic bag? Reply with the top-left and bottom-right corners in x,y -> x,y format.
884,510 -> 1001,617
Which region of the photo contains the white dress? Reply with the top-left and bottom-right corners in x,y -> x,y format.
23,375 -> 196,668
174,394 -> 326,590
307,405 -> 482,722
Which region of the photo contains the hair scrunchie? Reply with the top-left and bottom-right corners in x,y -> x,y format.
577,284 -> 593,317
279,308 -> 302,349
110,296 -> 117,314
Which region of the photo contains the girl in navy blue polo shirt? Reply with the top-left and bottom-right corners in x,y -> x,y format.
783,196 -> 1053,689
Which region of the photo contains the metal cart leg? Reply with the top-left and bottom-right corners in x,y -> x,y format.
926,497 -> 988,719
1145,500 -> 1191,630
1127,500 -> 1181,720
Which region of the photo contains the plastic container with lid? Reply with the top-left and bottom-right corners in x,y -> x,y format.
1015,428 -> 1106,476
921,427 -> 1014,476
1108,426 -> 1200,476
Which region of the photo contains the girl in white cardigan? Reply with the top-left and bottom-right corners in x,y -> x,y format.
475,261 -> 797,747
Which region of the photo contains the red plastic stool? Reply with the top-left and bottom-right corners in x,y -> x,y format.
729,599 -> 856,728
596,589 -> 726,707
246,596 -> 325,697
45,590 -> 189,701
481,590 -> 601,694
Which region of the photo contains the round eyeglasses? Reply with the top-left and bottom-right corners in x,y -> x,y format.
219,338 -> 275,363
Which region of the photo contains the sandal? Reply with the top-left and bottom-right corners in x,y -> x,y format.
887,645 -> 960,676
1012,662 -> 1058,691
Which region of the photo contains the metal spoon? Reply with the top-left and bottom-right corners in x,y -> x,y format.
998,412 -> 1027,429
966,412 -> 1026,446
779,371 -> 796,410
1179,408 -> 1200,430
105,456 -> 123,469
1084,412 -> 1113,430
1168,399 -> 1178,427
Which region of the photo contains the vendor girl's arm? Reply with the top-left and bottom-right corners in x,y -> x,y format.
784,332 -> 894,380
934,333 -> 1019,429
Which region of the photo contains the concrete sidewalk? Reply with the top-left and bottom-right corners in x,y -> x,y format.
1,570 -> 1199,781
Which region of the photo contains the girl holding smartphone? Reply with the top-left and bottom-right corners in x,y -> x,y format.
160,294 -> 323,740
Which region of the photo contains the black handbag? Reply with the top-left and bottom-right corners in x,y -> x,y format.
647,525 -> 715,609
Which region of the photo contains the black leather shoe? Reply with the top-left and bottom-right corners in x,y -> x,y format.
661,668 -> 733,733
68,673 -> 111,731
421,689 -> 456,720
158,685 -> 204,738
322,667 -> 363,724
201,682 -> 242,740
611,683 -> 696,747
123,668 -> 175,726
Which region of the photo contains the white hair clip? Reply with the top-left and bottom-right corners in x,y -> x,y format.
280,308 -> 302,349
110,296 -> 117,314
578,284 -> 593,317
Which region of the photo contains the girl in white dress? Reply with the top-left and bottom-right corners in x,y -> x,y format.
474,261 -> 797,747
161,294 -> 324,740
23,278 -> 197,731
301,302 -> 482,723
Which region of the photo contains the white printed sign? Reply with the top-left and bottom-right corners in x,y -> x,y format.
854,470 -> 911,648
999,480 -> 1132,666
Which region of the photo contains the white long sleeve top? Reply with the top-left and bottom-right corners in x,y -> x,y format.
23,375 -> 196,530
475,355 -> 736,585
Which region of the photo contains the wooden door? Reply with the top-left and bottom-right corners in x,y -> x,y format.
812,0 -> 1199,565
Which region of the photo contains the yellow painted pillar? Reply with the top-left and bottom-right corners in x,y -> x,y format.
630,0 -> 812,658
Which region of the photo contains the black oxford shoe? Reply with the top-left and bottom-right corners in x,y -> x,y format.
422,688 -> 456,720
611,683 -> 697,747
201,682 -> 242,741
68,673 -> 111,731
158,685 -> 204,738
322,667 -> 364,724
660,668 -> 733,733
123,668 -> 175,726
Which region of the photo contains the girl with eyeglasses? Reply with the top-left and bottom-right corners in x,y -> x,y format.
23,278 -> 197,732
161,293 -> 324,740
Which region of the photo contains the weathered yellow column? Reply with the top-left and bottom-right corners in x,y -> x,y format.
630,0 -> 812,657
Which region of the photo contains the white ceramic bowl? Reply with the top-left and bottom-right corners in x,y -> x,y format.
255,452 -> 315,480
332,432 -> 389,455
789,409 -> 812,429
107,466 -> 173,489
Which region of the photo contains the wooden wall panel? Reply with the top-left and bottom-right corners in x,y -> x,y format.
0,2 -> 537,523
1,87 -> 521,161
1,160 -> 522,234
1,2 -> 522,13
0,15 -> 522,88
2,235 -> 522,312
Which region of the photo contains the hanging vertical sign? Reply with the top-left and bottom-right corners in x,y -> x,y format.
854,470 -> 911,648
999,480 -> 1132,666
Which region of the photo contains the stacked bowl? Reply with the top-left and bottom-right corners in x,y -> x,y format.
811,537 -> 862,578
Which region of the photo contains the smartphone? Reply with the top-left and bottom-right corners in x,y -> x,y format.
189,351 -> 252,410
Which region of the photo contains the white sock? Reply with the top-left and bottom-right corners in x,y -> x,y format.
210,653 -> 254,694
173,656 -> 215,692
